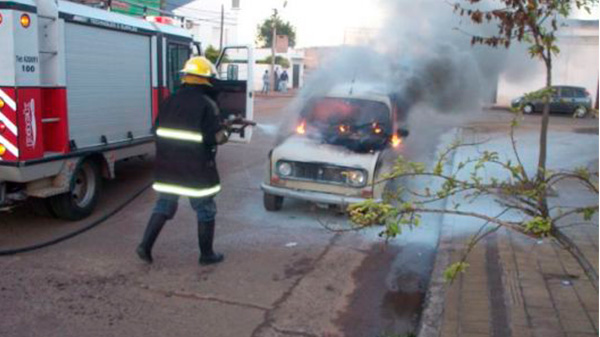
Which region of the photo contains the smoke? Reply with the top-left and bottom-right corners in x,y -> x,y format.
277,0 -> 536,157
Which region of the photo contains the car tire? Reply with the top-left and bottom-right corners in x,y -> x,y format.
264,193 -> 283,211
574,106 -> 587,118
522,104 -> 534,114
49,160 -> 101,221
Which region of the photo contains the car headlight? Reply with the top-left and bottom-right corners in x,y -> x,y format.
346,170 -> 367,187
277,162 -> 293,176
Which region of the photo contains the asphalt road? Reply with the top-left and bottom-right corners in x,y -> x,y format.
0,98 -> 595,337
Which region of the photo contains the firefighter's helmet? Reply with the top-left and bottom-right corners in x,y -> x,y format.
180,56 -> 217,78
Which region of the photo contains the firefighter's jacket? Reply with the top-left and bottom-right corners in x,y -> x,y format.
152,84 -> 224,198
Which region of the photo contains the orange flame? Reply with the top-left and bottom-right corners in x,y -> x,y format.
391,134 -> 403,148
296,121 -> 306,135
338,125 -> 348,133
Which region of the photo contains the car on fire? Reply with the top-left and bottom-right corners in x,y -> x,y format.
261,83 -> 410,211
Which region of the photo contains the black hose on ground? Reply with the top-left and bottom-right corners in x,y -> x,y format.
0,183 -> 152,256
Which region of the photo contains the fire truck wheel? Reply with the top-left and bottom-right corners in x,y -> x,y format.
50,160 -> 102,221
264,193 -> 283,211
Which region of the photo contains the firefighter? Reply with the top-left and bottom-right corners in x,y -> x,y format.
136,56 -> 229,265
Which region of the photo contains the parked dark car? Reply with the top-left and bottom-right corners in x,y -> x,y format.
511,85 -> 592,117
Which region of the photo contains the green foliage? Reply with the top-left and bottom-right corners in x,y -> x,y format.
579,207 -> 597,221
256,17 -> 296,48
348,200 -> 395,228
257,55 -> 291,68
444,262 -> 469,282
524,217 -> 552,237
204,45 -> 221,64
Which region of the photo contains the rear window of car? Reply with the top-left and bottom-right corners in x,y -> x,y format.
574,88 -> 587,98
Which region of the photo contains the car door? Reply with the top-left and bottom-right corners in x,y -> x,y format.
214,46 -> 255,143
558,87 -> 575,113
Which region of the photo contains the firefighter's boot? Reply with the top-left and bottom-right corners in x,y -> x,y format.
198,220 -> 224,265
136,213 -> 167,264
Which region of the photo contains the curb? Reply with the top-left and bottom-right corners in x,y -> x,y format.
416,128 -> 464,337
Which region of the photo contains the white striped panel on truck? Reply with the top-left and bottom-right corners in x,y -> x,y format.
0,88 -> 20,160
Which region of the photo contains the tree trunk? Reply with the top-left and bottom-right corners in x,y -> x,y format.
537,52 -> 552,216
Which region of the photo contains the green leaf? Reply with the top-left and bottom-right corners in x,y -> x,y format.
524,217 -> 552,237
444,262 -> 469,282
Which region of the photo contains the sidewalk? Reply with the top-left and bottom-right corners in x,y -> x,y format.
419,129 -> 599,337
254,88 -> 299,98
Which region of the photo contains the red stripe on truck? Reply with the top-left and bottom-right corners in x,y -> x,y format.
41,88 -> 69,153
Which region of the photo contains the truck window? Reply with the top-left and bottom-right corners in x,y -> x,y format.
167,43 -> 191,93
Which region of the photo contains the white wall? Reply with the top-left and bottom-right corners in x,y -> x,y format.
497,23 -> 598,107
174,0 -> 239,49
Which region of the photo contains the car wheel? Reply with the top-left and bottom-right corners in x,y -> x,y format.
574,106 -> 587,118
264,193 -> 283,211
49,160 -> 101,221
522,104 -> 534,114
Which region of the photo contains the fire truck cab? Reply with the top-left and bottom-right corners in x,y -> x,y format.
0,0 -> 254,220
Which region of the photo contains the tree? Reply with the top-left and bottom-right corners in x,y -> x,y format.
347,0 -> 599,282
204,45 -> 221,64
257,55 -> 291,68
454,0 -> 597,215
204,45 -> 229,64
256,17 -> 297,48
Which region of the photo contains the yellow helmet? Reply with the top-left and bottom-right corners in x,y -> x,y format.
180,56 -> 217,78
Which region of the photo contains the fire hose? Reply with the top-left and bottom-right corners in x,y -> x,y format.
0,119 -> 256,256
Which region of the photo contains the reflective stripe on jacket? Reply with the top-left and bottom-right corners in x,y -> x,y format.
153,85 -> 223,197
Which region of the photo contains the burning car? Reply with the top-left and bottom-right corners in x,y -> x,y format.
261,83 -> 410,211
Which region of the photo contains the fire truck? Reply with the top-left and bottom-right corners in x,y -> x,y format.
0,0 -> 254,220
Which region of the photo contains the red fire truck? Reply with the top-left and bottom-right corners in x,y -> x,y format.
0,0 -> 254,220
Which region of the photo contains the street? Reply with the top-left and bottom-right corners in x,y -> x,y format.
0,96 -> 440,337
1,95 -> 597,337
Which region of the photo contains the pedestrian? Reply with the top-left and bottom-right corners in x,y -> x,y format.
279,70 -> 289,93
274,67 -> 280,92
262,70 -> 270,94
136,56 -> 230,266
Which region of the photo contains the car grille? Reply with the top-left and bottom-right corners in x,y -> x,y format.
292,162 -> 347,184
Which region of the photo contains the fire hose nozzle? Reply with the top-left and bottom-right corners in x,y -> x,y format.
224,116 -> 256,134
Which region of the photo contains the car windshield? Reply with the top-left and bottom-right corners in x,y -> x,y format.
301,97 -> 391,132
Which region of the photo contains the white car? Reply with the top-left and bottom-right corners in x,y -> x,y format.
261,83 -> 409,211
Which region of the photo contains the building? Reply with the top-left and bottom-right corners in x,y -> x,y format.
172,0 -> 240,49
496,19 -> 599,108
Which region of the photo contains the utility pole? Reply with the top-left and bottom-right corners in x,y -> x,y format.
270,9 -> 277,94
219,4 -> 224,51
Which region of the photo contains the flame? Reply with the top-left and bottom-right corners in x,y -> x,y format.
391,134 -> 403,148
338,125 -> 348,133
372,122 -> 382,134
296,121 -> 306,135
